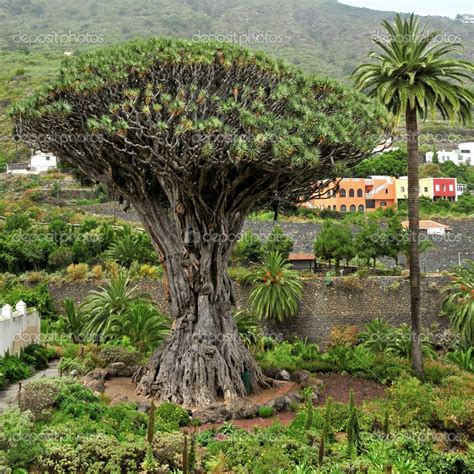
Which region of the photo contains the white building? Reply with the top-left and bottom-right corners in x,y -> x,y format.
6,150 -> 58,175
425,142 -> 474,166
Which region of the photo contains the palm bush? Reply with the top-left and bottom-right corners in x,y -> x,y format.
104,226 -> 156,268
107,303 -> 170,353
247,251 -> 302,322
81,270 -> 151,339
442,262 -> 474,345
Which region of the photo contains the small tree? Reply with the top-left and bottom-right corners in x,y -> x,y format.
263,225 -> 294,259
314,221 -> 355,271
383,215 -> 406,266
354,220 -> 382,269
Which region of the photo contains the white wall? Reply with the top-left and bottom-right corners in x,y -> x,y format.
0,302 -> 40,356
30,151 -> 58,173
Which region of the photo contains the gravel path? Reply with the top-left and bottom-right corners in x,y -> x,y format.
0,359 -> 60,412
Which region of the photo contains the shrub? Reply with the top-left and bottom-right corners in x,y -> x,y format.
66,263 -> 89,281
155,402 -> 190,429
48,246 -> 74,270
257,406 -> 274,418
233,230 -> 264,263
97,345 -> 145,367
386,376 -> 435,429
138,263 -> 162,279
329,324 -> 359,347
19,344 -> 55,370
38,433 -> 146,473
91,264 -> 104,279
152,431 -> 185,470
17,377 -> 67,418
0,408 -> 42,469
0,355 -> 33,385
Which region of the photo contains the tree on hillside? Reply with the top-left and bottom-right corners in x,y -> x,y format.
12,39 -> 389,406
419,163 -> 442,178
348,149 -> 407,178
353,13 -> 474,378
314,221 -> 355,271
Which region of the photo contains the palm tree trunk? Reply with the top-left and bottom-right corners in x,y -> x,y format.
406,107 -> 424,378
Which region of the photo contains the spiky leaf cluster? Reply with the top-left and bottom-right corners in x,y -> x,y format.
12,38 -> 390,213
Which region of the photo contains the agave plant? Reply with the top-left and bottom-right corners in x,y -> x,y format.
247,251 -> 302,322
106,303 -> 170,353
82,270 -> 151,339
442,262 -> 474,345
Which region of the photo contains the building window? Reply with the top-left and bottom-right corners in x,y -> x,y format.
424,187 -> 428,192
350,204 -> 356,212
357,189 -> 363,197
449,184 -> 453,191
333,205 -> 336,211
401,186 -> 405,192
442,184 -> 446,191
435,184 -> 440,191
340,204 -> 347,212
385,189 -> 388,194
349,188 -> 355,197
358,205 -> 365,212
45,156 -> 50,161
380,201 -> 387,206
339,189 -> 346,197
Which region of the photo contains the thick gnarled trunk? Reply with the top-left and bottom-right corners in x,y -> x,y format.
132,201 -> 268,407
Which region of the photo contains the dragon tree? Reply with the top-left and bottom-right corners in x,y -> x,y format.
11,39 -> 389,406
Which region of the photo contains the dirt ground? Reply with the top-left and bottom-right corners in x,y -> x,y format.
103,373 -> 386,432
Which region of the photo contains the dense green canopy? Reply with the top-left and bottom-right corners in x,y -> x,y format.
11,38 -> 390,210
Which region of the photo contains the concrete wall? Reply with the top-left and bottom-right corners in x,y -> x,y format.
0,302 -> 41,356
49,275 -> 449,346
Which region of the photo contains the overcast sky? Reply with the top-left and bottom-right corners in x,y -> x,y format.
340,0 -> 472,18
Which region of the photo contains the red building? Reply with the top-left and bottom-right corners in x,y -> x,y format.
433,178 -> 457,202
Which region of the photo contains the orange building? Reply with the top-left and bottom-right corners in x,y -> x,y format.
306,176 -> 397,213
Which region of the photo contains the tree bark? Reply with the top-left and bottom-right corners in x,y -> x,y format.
131,200 -> 268,407
406,107 -> 424,379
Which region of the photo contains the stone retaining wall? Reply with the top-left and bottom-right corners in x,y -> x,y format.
49,275 -> 449,346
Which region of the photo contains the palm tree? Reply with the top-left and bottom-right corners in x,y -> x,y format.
82,270 -> 151,339
442,262 -> 474,345
353,14 -> 473,378
106,303 -> 170,353
247,251 -> 303,322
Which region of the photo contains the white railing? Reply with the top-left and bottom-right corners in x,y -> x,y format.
0,302 -> 40,356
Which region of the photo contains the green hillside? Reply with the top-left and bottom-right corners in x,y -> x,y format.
0,0 -> 473,165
